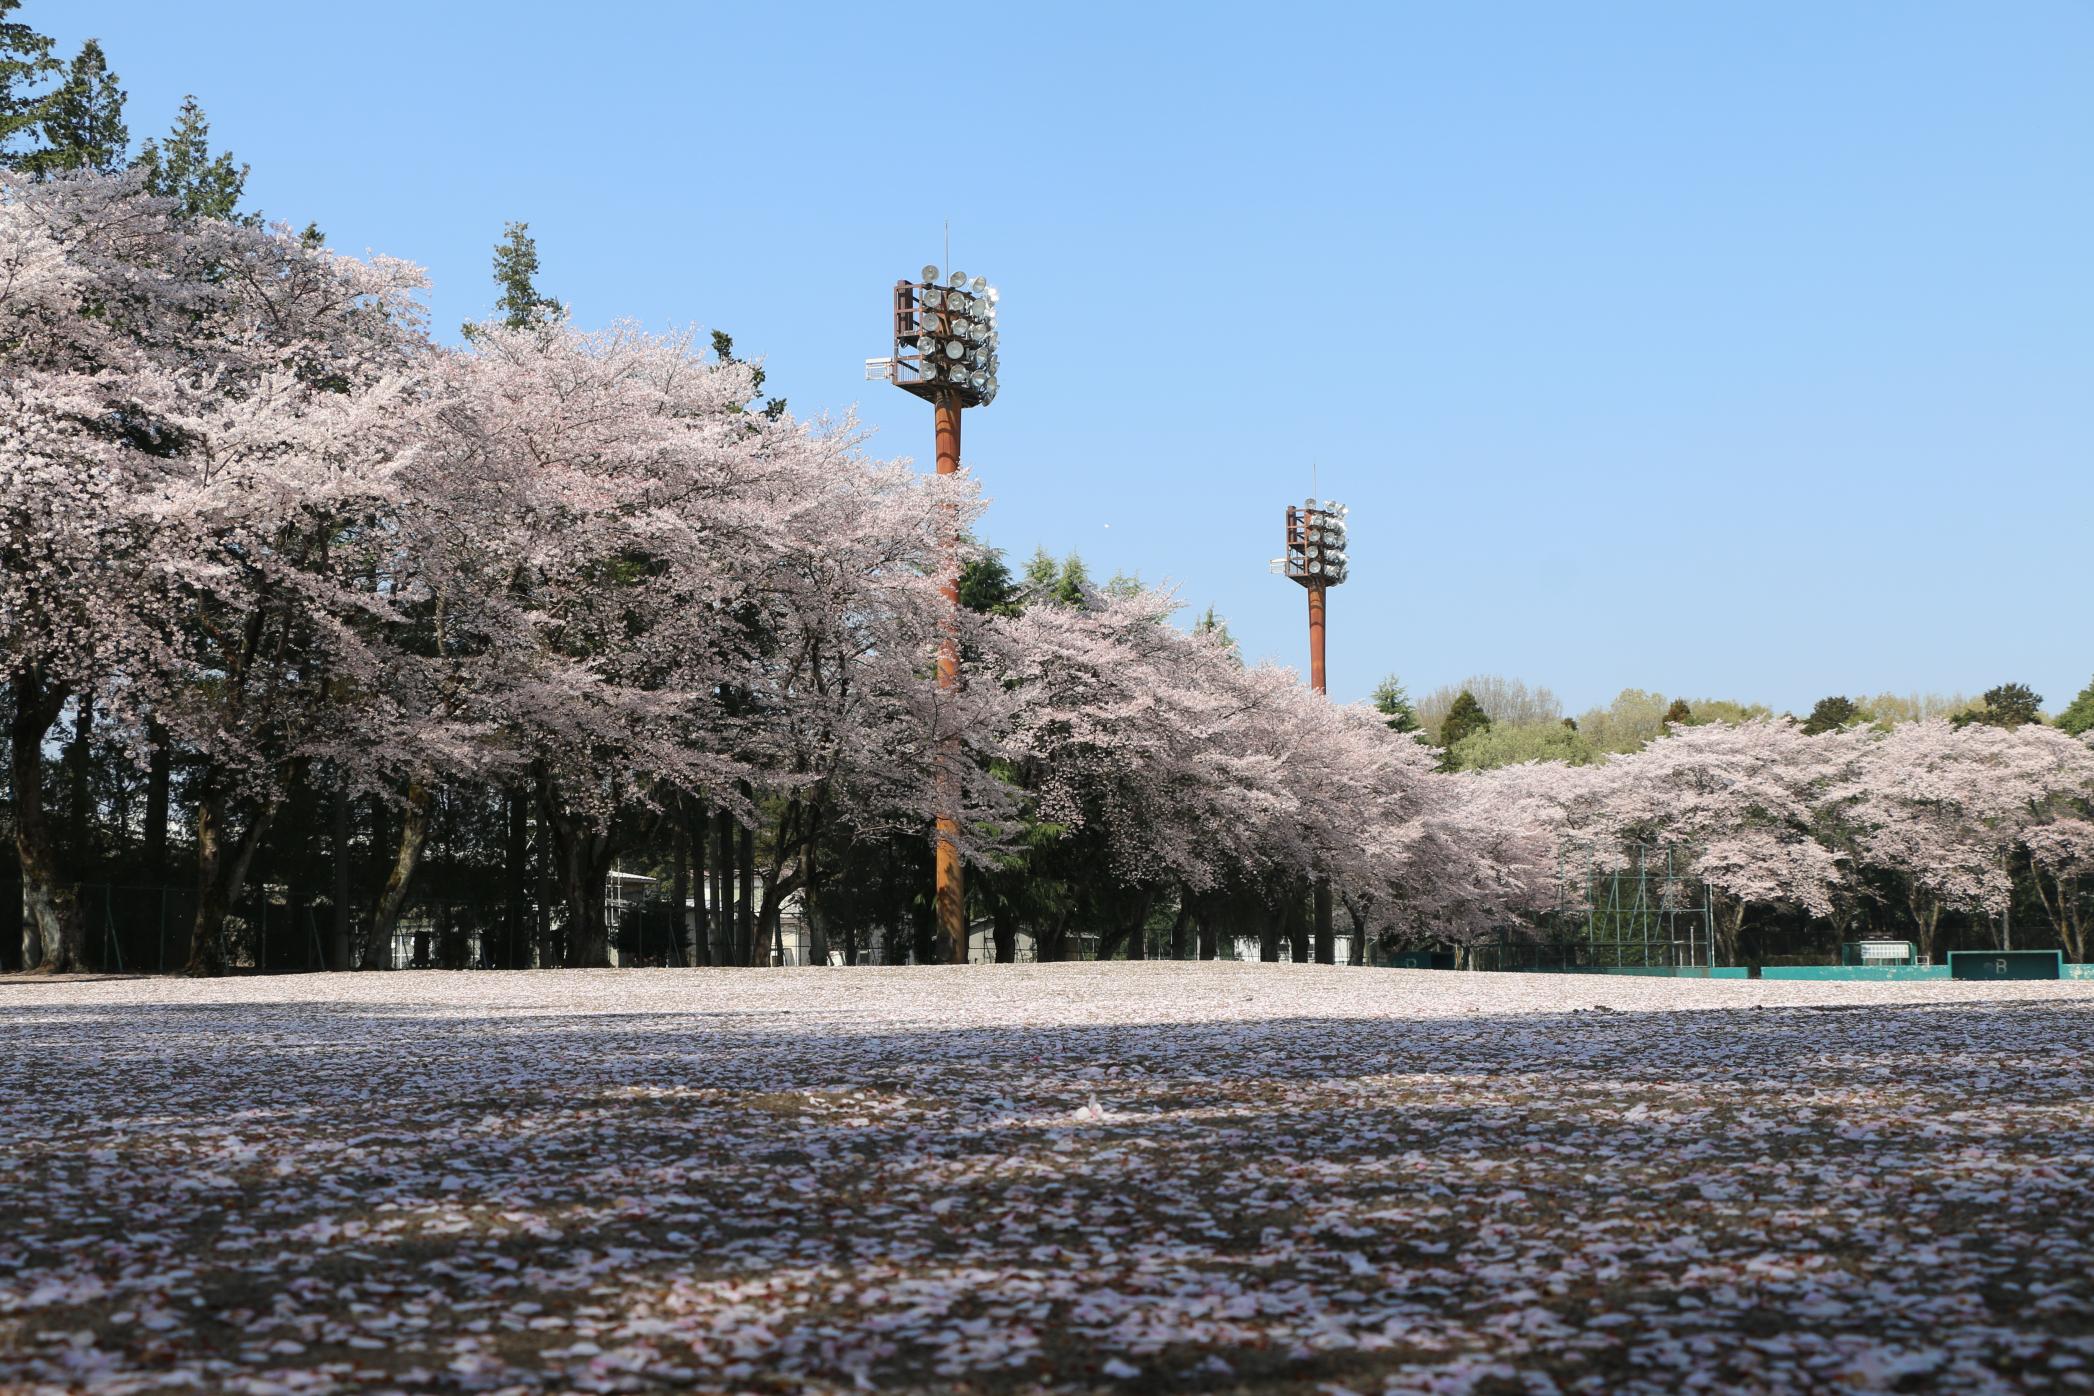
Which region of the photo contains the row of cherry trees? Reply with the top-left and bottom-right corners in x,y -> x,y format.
0,172 -> 1491,973
7,172 -> 2091,974
1466,717 -> 2094,964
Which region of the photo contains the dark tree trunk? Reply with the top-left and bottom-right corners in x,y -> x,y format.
189,779 -> 277,976
504,787 -> 529,969
330,785 -> 352,970
991,888 -> 1019,964
144,718 -> 171,882
369,782 -> 432,962
713,807 -> 733,966
66,691 -> 93,875
685,798 -> 711,966
1313,878 -> 1335,964
738,821 -> 756,965
1168,895 -> 1193,960
10,668 -> 81,972
1287,888 -> 1310,962
535,803 -> 554,967
670,806 -> 690,967
1198,910 -> 1219,961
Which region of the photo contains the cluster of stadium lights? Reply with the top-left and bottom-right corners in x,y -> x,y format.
896,265 -> 1000,405
1273,498 -> 1351,584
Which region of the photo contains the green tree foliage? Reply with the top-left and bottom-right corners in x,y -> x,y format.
1191,605 -> 1238,659
1954,682 -> 2044,730
1371,675 -> 1420,734
134,96 -> 247,221
2059,676 -> 2094,737
0,0 -> 58,164
710,329 -> 786,419
21,38 -> 126,175
1448,720 -> 1594,771
490,221 -> 560,328
1802,694 -> 1861,735
956,548 -> 1018,616
1022,547 -> 1091,607
1437,690 -> 1491,766
1573,688 -> 1671,754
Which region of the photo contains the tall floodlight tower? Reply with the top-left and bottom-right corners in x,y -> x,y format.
870,266 -> 1000,965
1271,498 -> 1349,962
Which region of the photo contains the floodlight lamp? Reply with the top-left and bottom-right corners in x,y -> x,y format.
915,335 -> 935,352
984,374 -> 998,391
921,264 -> 940,283
923,288 -> 944,309
945,340 -> 964,358
969,371 -> 987,390
986,286 -> 999,304
1310,560 -> 1324,574
1304,496 -> 1316,507
970,275 -> 986,294
949,271 -> 967,288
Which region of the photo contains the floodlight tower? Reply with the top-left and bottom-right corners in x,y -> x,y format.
1271,498 -> 1350,963
873,265 -> 1000,966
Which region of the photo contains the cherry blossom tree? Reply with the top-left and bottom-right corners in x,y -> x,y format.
1837,720 -> 2094,960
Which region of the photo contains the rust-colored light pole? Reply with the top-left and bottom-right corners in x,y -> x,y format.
1273,498 -> 1349,964
877,267 -> 1000,967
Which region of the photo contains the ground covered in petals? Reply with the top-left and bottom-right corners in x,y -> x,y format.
4,965 -> 2093,1395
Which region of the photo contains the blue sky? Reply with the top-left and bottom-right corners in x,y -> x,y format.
44,2 -> 2093,715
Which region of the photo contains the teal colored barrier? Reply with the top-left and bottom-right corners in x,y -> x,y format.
1948,949 -> 2062,980
1756,965 -> 1951,981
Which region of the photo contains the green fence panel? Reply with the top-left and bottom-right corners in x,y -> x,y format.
1947,950 -> 2062,980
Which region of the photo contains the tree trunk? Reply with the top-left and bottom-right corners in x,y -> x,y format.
1910,886 -> 1942,964
1197,909 -> 1219,961
66,691 -> 93,875
144,718 -> 171,882
685,798 -> 711,966
10,668 -> 82,972
713,807 -> 734,966
1167,895 -> 1192,960
738,821 -> 756,966
1286,890 -> 1310,963
670,806 -> 689,968
369,782 -> 432,963
189,781 -> 277,976
991,889 -> 1019,964
504,787 -> 529,969
330,785 -> 352,970
1313,878 -> 1335,964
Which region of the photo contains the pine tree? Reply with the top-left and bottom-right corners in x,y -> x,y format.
1438,690 -> 1492,753
491,221 -> 559,327
709,329 -> 786,419
22,38 -> 126,175
2059,676 -> 2094,737
134,96 -> 247,221
1371,675 -> 1420,734
957,548 -> 1018,615
0,0 -> 58,166
1663,697 -> 1694,727
1801,694 -> 1860,735
1192,605 -> 1238,658
1954,682 -> 2044,730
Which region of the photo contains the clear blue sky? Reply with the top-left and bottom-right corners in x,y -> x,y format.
44,2 -> 2093,716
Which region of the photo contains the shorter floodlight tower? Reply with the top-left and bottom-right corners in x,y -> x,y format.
1270,498 -> 1350,694
1270,497 -> 1350,963
873,266 -> 1000,966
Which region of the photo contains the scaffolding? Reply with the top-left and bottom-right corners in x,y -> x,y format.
1481,843 -> 1716,971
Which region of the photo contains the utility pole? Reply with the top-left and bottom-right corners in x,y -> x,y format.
874,266 -> 1001,966
1272,497 -> 1350,963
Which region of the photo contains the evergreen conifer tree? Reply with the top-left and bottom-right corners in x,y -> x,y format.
0,0 -> 57,166
135,96 -> 247,220
22,38 -> 126,175
1371,675 -> 1420,733
1438,689 -> 1492,755
2059,676 -> 2094,737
